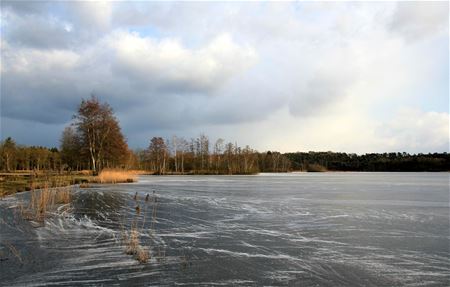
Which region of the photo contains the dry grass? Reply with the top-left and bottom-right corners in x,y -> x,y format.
128,170 -> 152,175
306,164 -> 328,172
121,192 -> 160,264
5,243 -> 22,263
125,228 -> 140,255
0,172 -> 93,198
78,170 -> 93,176
95,169 -> 137,184
136,247 -> 149,263
55,187 -> 72,204
20,185 -> 73,223
123,226 -> 150,263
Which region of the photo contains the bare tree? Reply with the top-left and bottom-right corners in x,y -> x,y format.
178,137 -> 189,174
147,137 -> 168,174
213,138 -> 224,172
73,96 -> 128,172
0,137 -> 16,171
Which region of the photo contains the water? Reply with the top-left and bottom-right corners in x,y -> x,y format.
1,173 -> 449,286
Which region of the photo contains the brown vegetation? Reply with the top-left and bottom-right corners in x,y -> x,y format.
0,172 -> 93,197
122,226 -> 150,263
136,247 -> 150,263
125,228 -> 140,255
121,191 -> 162,264
19,185 -> 73,223
94,169 -> 137,184
306,163 -> 328,172
71,96 -> 130,172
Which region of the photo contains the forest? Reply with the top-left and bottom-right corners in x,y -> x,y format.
0,97 -> 449,174
285,152 -> 450,172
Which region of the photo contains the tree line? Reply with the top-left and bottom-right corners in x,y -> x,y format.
134,135 -> 291,174
0,137 -> 61,171
285,151 -> 450,172
0,96 -> 290,174
1,97 -> 448,173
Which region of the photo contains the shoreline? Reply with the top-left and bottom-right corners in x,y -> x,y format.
2,169 -> 448,197
0,170 -> 137,198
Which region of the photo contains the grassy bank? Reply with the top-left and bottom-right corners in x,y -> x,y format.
0,169 -> 138,197
0,172 -> 92,197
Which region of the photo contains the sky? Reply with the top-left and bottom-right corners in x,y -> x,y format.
0,1 -> 448,154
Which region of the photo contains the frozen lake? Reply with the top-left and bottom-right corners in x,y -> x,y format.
1,173 -> 449,286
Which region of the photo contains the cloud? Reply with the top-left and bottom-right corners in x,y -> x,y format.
389,2 -> 448,41
67,1 -> 112,32
1,1 -> 49,15
0,117 -> 66,148
109,31 -> 257,93
376,109 -> 449,153
2,12 -> 74,49
1,30 -> 257,126
1,44 -> 81,122
288,65 -> 355,118
1,2 -> 448,153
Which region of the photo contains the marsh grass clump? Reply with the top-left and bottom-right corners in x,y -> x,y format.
121,191 -> 164,264
125,228 -> 140,255
19,185 -> 73,224
123,225 -> 151,263
54,187 -> 72,204
95,169 -> 137,184
136,247 -> 149,263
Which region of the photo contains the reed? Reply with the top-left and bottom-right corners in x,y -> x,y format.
55,187 -> 71,204
123,224 -> 151,264
95,169 -> 137,184
125,228 -> 140,255
5,243 -> 22,263
121,191 -> 160,264
136,247 -> 149,263
20,185 -> 73,223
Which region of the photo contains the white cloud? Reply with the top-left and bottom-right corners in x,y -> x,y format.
376,109 -> 449,153
68,1 -> 112,31
389,2 -> 448,41
108,31 -> 257,93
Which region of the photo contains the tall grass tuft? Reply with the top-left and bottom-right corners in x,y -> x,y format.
121,191 -> 162,264
136,247 -> 149,263
20,185 -> 73,223
96,169 -> 137,184
123,225 -> 150,263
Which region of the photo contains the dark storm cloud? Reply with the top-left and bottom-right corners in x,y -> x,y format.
1,21 -> 258,130
1,0 -> 49,15
1,117 -> 66,148
4,13 -> 73,49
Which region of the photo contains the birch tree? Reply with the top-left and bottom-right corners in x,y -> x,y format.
73,96 -> 128,172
